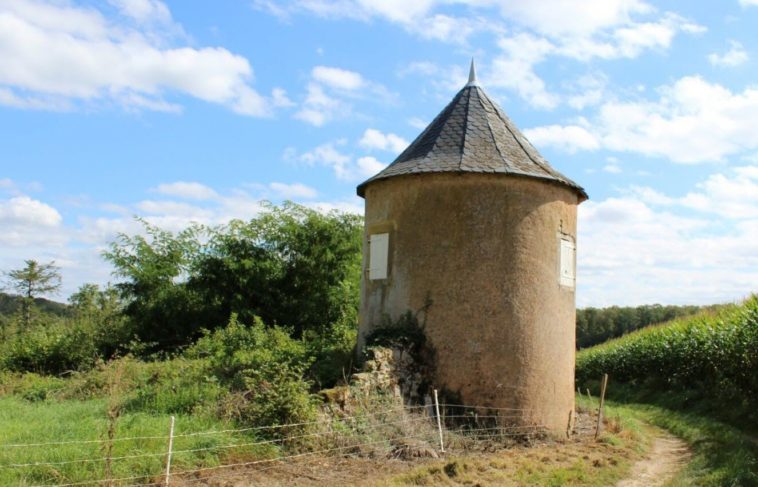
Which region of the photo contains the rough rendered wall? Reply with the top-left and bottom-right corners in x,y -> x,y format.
357,173 -> 579,433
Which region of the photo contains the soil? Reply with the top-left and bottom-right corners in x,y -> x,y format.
615,433 -> 692,487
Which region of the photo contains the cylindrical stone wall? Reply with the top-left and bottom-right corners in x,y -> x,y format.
357,173 -> 579,433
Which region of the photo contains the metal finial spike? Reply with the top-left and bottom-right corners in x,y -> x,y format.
466,58 -> 479,87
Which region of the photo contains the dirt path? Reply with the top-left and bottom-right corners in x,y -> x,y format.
616,433 -> 692,487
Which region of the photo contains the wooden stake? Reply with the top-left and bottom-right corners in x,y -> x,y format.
164,416 -> 175,486
594,374 -> 609,439
433,389 -> 445,453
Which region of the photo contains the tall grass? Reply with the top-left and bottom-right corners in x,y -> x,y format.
0,396 -> 273,486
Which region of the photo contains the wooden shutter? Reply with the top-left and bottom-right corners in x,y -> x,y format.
369,233 -> 389,280
559,238 -> 576,288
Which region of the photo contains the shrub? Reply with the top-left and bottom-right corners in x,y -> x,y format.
186,315 -> 317,427
0,322 -> 99,374
304,315 -> 357,389
0,314 -> 133,376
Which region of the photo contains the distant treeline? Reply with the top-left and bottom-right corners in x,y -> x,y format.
0,293 -> 69,319
576,303 -> 722,349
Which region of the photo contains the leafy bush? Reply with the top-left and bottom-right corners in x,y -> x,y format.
0,314 -> 133,376
577,296 -> 758,410
186,315 -> 317,427
304,315 -> 357,389
0,322 -> 99,374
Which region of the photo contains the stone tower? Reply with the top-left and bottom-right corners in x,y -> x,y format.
355,61 -> 588,433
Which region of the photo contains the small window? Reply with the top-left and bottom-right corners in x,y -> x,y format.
369,233 -> 389,280
559,238 -> 576,288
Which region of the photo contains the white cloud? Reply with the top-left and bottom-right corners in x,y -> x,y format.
408,117 -> 428,130
271,87 -> 295,107
359,128 -> 409,153
603,163 -> 622,174
739,0 -> 758,6
708,40 -> 749,67
497,0 -> 653,37
566,73 -> 608,110
355,156 -> 387,177
0,195 -> 61,227
295,66 -> 392,126
489,33 -> 559,109
154,181 -> 218,200
0,0 -> 270,115
0,195 -> 64,246
296,140 -> 385,180
269,182 -> 318,199
305,198 -> 363,215
486,8 -> 703,108
579,166 -> 758,305
312,66 -> 365,91
578,197 -> 757,306
529,76 -> 758,163
294,82 -> 344,126
108,0 -> 174,27
523,124 -> 600,153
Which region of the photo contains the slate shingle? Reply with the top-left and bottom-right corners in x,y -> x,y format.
356,84 -> 587,200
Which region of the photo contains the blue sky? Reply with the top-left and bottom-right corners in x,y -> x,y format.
1,0 -> 757,307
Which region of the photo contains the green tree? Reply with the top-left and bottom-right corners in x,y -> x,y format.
3,260 -> 62,329
103,203 -> 363,352
103,220 -> 202,350
190,202 -> 362,337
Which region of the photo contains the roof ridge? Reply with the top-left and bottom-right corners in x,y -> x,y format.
473,87 -> 509,173
485,94 -> 553,178
458,87 -> 472,170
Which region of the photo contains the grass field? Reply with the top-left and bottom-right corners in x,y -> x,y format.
0,396 -> 277,486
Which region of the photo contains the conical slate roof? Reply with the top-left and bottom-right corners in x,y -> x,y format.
356,62 -> 587,200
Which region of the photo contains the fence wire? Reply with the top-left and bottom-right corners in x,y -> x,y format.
4,402 -> 549,487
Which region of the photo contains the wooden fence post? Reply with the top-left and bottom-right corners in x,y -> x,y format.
164,416 -> 175,486
433,389 -> 445,453
594,374 -> 609,439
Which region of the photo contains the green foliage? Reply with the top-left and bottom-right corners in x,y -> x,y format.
186,315 -> 317,427
3,260 -> 62,330
576,303 -> 710,349
304,315 -> 357,389
0,396 -> 253,486
123,358 -> 224,415
0,321 -> 100,374
103,221 -> 204,350
0,371 -> 67,401
596,399 -> 758,487
0,291 -> 69,318
366,311 -> 427,353
104,202 -> 362,351
577,296 -> 758,423
0,285 -> 132,375
189,201 -> 362,336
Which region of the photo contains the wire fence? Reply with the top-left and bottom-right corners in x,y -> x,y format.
0,397 -> 549,487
